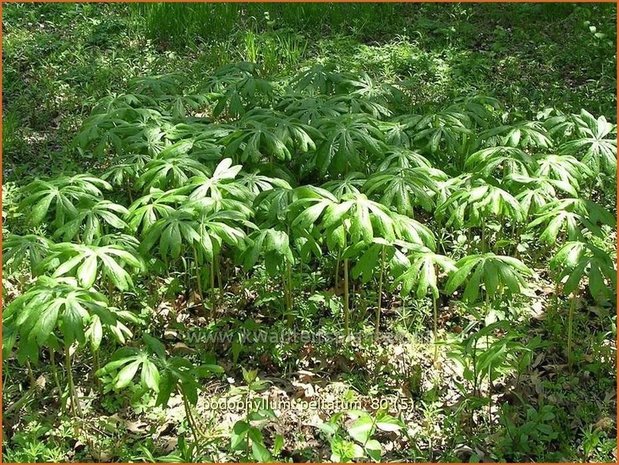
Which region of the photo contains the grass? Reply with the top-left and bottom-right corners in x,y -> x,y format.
3,3 -> 616,180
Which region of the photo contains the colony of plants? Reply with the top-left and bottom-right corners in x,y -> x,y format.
3,3 -> 617,463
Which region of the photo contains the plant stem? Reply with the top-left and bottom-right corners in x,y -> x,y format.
285,261 -> 293,326
343,258 -> 350,337
182,392 -> 201,445
433,296 -> 439,362
374,245 -> 385,341
216,257 -> 223,308
65,346 -> 82,417
50,350 -> 65,411
210,257 -> 216,321
93,349 -> 101,388
26,361 -> 36,387
567,293 -> 576,367
193,248 -> 206,314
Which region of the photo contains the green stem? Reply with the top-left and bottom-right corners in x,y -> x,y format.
285,261 -> 293,326
26,361 -> 36,387
210,257 -> 217,321
50,350 -> 64,410
335,257 -> 340,291
374,245 -> 385,341
216,257 -> 223,308
93,349 -> 101,388
182,392 -> 201,445
193,249 -> 206,313
567,293 -> 576,367
433,296 -> 438,362
343,258 -> 350,337
65,346 -> 82,417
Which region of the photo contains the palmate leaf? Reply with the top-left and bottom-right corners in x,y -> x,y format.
3,234 -> 52,273
393,245 -> 456,299
277,94 -> 347,124
41,243 -> 144,291
373,147 -> 433,171
203,63 -> 276,118
237,170 -> 292,198
221,110 -> 320,163
313,113 -> 385,176
433,173 -> 475,207
3,276 -> 131,363
558,110 -> 617,176
321,193 -> 398,246
141,202 -> 250,264
20,174 -> 111,227
54,200 -> 129,244
543,110 -> 578,140
253,186 -> 296,224
379,118 -> 420,149
350,239 -> 396,284
289,186 -> 338,231
98,334 -> 223,407
102,154 -> 151,188
187,158 -> 250,202
445,95 -> 502,128
480,121 -> 552,149
290,62 -> 348,95
321,173 -> 365,200
528,198 -> 615,245
327,94 -> 392,119
290,188 -> 410,251
159,92 -> 211,119
464,146 -> 534,178
138,141 -> 210,190
76,105 -> 172,158
92,93 -> 158,114
445,253 -> 533,303
241,228 -> 294,276
392,214 -> 436,250
127,187 -> 187,235
550,241 -> 616,303
408,110 -> 473,157
505,174 -> 577,216
97,347 -> 160,391
364,166 -> 441,214
166,121 -> 234,145
435,178 -> 525,228
123,118 -> 174,157
129,73 -> 185,97
534,154 -> 592,190
345,72 -> 403,107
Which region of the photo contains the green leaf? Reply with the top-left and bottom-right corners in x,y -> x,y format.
347,414 -> 374,443
114,360 -> 141,389
141,360 -> 161,392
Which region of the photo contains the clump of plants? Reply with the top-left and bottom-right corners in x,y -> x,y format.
3,61 -> 616,461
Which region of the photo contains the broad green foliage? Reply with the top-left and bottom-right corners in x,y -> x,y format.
4,52 -> 616,463
436,178 -> 525,228
445,253 -> 533,303
3,276 -> 135,362
3,234 -> 52,273
20,175 -> 111,227
41,243 -> 144,291
550,241 -> 616,303
395,245 -> 456,300
9,60 -> 615,347
98,334 -> 224,406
